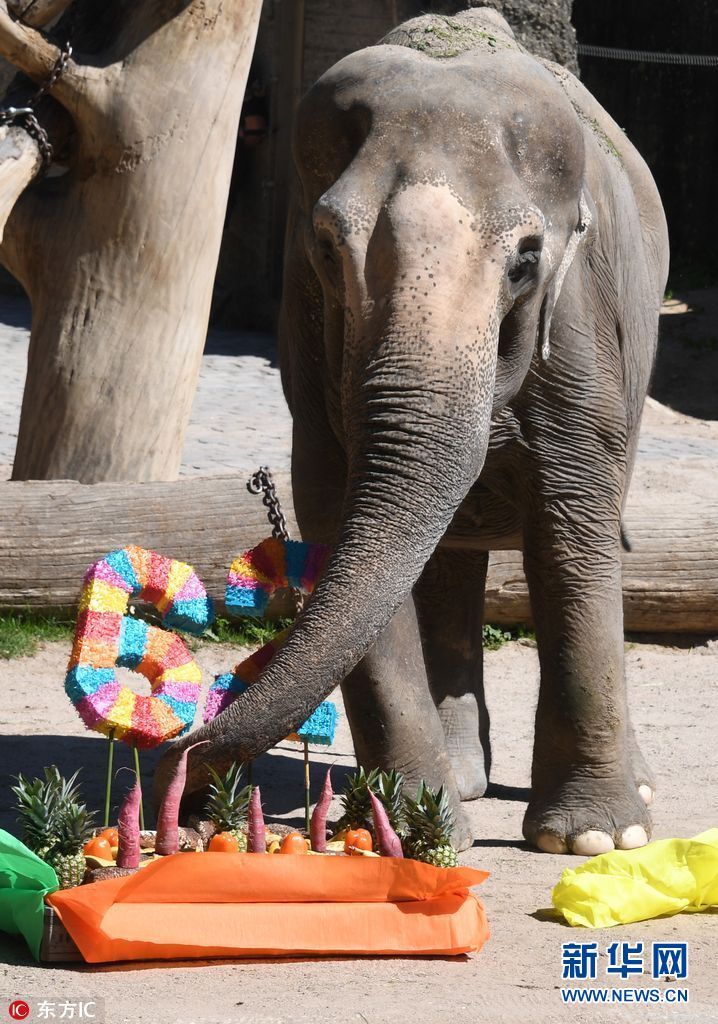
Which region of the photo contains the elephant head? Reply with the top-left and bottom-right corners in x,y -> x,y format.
155,15 -> 594,798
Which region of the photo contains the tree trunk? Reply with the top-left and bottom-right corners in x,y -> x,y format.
0,0 -> 262,482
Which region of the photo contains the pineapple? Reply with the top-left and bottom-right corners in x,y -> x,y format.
204,763 -> 251,851
404,782 -> 459,868
47,801 -> 94,888
12,775 -> 57,859
337,767 -> 380,832
12,766 -> 95,888
337,767 -> 406,835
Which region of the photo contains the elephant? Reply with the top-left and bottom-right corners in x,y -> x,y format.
156,8 -> 669,856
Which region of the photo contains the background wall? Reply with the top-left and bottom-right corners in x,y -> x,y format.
573,0 -> 718,283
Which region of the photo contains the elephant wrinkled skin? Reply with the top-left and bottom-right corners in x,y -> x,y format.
156,10 -> 668,856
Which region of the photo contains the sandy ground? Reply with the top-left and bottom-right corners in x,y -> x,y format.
1,634 -> 717,1024
0,289 -> 717,1021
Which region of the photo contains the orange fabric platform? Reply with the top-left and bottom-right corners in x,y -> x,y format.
48,853 -> 490,963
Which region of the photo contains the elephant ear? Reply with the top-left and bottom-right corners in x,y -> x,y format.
539,191 -> 594,361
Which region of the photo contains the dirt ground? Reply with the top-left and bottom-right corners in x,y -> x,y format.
1,633 -> 717,1024
0,289 -> 717,1022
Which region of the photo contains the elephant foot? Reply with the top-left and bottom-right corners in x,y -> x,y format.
452,803 -> 475,852
448,751 -> 488,802
395,761 -> 474,851
523,766 -> 652,856
628,724 -> 656,806
436,697 -> 491,801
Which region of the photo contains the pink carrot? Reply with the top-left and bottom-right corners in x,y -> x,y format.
248,785 -> 266,853
155,742 -> 209,856
116,776 -> 142,869
369,790 -> 404,858
310,767 -> 333,853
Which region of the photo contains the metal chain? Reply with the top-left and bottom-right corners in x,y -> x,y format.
247,467 -> 290,541
0,38 -> 73,174
0,107 -> 53,165
32,42 -> 73,105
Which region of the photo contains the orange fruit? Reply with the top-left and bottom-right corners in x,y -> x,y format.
279,832 -> 309,855
83,836 -> 113,859
100,827 -> 119,846
208,832 -> 240,853
344,828 -> 373,855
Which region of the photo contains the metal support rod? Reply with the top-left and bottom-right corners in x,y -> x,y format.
103,730 -> 115,828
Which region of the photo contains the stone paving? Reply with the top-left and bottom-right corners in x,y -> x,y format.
0,297 -> 292,480
1,295 -> 717,486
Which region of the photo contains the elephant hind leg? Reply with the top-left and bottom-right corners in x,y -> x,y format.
414,547 -> 491,801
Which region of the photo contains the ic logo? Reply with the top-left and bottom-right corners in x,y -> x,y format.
8,1003 -> 30,1021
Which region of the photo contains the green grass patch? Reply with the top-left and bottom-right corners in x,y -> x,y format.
482,623 -> 535,650
200,616 -> 293,648
0,613 -> 74,660
0,610 -> 533,661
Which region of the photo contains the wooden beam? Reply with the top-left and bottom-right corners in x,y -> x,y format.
0,476 -> 716,633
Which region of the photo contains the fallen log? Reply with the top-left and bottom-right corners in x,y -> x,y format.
0,476 -> 716,633
0,474 -> 296,615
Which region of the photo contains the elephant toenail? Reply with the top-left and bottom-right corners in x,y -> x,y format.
619,825 -> 649,849
571,830 -> 615,856
535,832 -> 568,854
638,784 -> 654,806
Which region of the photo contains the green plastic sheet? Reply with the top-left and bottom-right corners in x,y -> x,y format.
0,828 -> 58,960
552,828 -> 718,928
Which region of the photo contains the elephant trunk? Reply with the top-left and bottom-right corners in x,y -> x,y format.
172,308 -> 501,789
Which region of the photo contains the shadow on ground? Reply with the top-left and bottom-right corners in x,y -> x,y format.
0,737 -> 354,833
652,288 -> 718,419
203,325 -> 278,364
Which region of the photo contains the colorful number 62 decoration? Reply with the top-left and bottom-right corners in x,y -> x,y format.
65,540 -> 333,750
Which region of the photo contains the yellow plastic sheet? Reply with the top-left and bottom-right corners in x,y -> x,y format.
552,829 -> 718,928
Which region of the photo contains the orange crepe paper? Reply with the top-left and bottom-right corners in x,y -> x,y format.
48,853 -> 489,963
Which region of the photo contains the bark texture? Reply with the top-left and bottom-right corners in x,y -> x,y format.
1,477 -> 715,634
0,0 -> 262,483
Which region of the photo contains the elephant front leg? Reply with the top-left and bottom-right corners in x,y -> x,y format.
522,508 -> 652,856
340,597 -> 473,851
414,547 -> 491,800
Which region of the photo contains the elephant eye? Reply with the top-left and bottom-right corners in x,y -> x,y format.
314,234 -> 341,280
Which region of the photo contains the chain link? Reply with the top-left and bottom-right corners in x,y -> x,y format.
0,39 -> 73,174
247,466 -> 290,541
